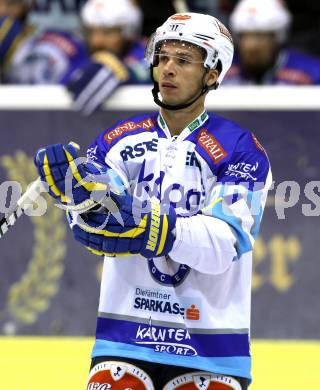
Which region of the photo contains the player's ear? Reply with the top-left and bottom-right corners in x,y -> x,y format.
206,69 -> 219,89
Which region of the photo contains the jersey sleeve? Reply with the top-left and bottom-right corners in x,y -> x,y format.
170,130 -> 272,275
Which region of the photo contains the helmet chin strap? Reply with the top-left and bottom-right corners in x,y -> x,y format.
150,65 -> 211,111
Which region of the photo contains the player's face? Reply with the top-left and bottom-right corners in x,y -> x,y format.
0,0 -> 8,17
238,32 -> 277,70
85,26 -> 127,56
156,41 -> 215,106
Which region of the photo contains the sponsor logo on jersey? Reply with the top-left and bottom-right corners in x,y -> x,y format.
104,118 -> 155,144
120,138 -> 158,161
186,304 -> 200,320
225,161 -> 259,181
134,296 -> 183,315
133,286 -> 201,320
186,151 -> 201,168
135,318 -> 198,356
198,129 -> 227,164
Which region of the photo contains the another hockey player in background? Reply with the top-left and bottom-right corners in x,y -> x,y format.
34,12 -> 272,389
0,0 -> 150,115
0,0 -> 33,21
224,0 -> 320,85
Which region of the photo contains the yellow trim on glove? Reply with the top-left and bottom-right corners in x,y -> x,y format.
43,154 -> 71,203
156,214 -> 168,256
86,247 -> 132,257
64,148 -> 108,192
78,214 -> 148,238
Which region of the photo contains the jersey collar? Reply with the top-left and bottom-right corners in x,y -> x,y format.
157,110 -> 209,139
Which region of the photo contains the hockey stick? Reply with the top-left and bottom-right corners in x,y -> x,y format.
0,141 -> 80,239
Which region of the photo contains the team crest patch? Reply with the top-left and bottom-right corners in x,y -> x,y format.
163,372 -> 242,390
86,361 -> 154,389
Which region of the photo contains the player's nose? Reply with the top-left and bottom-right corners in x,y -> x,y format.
162,58 -> 177,76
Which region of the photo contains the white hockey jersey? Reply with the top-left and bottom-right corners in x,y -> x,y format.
84,110 -> 272,380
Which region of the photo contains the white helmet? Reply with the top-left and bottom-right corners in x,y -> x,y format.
145,13 -> 234,86
230,0 -> 292,43
81,0 -> 142,39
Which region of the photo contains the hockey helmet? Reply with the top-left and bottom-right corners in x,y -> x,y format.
81,0 -> 142,39
230,0 -> 292,43
145,12 -> 234,87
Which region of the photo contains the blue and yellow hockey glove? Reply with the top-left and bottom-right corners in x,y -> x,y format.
34,143 -> 115,212
69,193 -> 177,258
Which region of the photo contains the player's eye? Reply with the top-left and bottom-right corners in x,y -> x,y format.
177,57 -> 190,65
157,54 -> 169,63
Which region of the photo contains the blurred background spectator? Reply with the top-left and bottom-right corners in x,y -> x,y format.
223,0 -> 320,85
0,0 -> 151,115
0,0 -> 34,21
1,0 -> 320,100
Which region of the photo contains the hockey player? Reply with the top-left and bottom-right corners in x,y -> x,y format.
0,0 -> 150,115
34,12 -> 272,389
224,0 -> 320,85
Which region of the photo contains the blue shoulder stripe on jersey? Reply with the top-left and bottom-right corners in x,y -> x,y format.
204,195 -> 253,259
247,190 -> 264,239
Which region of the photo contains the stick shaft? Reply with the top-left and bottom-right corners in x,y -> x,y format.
0,142 -> 80,239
